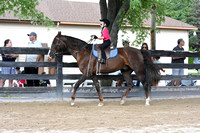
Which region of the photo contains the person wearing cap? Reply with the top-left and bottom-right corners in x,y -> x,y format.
94,19 -> 111,64
25,32 -> 42,86
15,67 -> 22,74
171,38 -> 186,86
122,40 -> 130,47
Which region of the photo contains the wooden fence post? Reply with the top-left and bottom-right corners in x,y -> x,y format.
56,53 -> 63,100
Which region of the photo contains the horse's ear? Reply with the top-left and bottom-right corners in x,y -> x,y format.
57,31 -> 61,37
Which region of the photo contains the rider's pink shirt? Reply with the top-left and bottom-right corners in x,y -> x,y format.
101,28 -> 110,41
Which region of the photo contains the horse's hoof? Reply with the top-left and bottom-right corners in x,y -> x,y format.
120,99 -> 125,105
145,103 -> 150,106
145,97 -> 150,106
98,103 -> 104,107
71,102 -> 75,106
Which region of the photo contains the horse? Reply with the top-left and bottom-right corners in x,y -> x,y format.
49,31 -> 160,106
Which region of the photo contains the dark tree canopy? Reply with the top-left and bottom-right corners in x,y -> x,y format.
187,0 -> 200,49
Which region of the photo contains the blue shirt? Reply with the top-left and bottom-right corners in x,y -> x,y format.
172,45 -> 184,63
26,40 -> 42,62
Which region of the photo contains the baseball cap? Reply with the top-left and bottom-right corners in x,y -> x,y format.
27,32 -> 37,37
16,67 -> 20,70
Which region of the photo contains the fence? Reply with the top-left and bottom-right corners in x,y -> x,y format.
1,47 -> 200,100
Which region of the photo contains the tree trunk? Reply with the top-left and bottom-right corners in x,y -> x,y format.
109,0 -> 130,48
99,0 -> 107,19
107,0 -> 117,32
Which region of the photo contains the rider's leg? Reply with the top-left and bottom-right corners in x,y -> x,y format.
99,40 -> 110,63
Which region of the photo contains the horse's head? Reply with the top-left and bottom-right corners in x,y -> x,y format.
49,31 -> 69,58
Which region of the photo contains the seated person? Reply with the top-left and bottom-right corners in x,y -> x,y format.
17,71 -> 27,87
39,72 -> 51,87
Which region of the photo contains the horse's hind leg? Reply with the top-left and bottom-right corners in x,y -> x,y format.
91,75 -> 104,106
143,70 -> 150,106
120,70 -> 134,105
71,75 -> 87,106
136,69 -> 150,106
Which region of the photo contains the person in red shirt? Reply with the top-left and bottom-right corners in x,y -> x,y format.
94,19 -> 111,64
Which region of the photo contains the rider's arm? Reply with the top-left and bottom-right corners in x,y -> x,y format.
98,36 -> 104,40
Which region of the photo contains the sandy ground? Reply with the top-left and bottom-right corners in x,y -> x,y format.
0,98 -> 200,133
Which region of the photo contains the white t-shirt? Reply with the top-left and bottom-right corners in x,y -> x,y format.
26,40 -> 42,62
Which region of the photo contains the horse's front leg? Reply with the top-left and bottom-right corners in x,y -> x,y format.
91,75 -> 104,106
71,75 -> 87,106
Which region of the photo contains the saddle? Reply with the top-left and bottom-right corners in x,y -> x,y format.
92,44 -> 118,59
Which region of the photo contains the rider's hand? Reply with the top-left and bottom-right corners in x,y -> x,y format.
93,35 -> 98,39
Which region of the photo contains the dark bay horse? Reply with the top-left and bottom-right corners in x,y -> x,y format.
49,32 -> 160,106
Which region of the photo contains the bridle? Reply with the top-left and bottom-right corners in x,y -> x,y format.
50,37 -> 60,58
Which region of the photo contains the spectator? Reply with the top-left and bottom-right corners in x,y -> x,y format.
141,42 -> 148,50
152,56 -> 165,86
13,67 -> 22,87
24,32 -> 42,86
17,71 -> 27,87
153,56 -> 165,73
122,40 -> 130,47
135,43 -> 150,87
171,38 -> 185,86
141,42 -> 154,61
0,39 -> 19,87
39,72 -> 51,87
15,67 -> 22,74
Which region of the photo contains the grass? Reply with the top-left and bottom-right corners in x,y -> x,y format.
188,73 -> 200,75
1,93 -> 12,98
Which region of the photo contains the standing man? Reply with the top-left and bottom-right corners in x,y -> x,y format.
25,32 -> 42,86
171,38 -> 186,86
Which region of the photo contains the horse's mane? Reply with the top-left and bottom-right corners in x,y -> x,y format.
62,35 -> 92,51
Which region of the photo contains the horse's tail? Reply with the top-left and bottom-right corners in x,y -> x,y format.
141,50 -> 161,84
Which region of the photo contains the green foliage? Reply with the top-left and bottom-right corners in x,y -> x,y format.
2,93 -> 12,98
165,0 -> 194,23
188,46 -> 200,64
189,47 -> 194,64
189,35 -> 199,49
0,0 -> 54,27
187,0 -> 200,29
165,0 -> 200,50
120,0 -> 166,46
187,0 -> 200,47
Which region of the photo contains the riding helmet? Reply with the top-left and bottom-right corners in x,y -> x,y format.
100,19 -> 110,27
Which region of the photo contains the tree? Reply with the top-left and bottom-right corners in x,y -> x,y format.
0,0 -> 54,26
165,0 -> 200,49
99,0 -> 166,47
187,0 -> 200,50
165,0 -> 194,23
